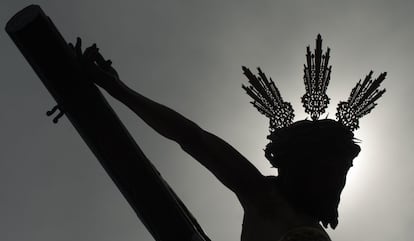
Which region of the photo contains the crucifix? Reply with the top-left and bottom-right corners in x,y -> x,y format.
6,4 -> 386,241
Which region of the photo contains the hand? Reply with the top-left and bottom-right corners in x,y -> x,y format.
69,37 -> 124,92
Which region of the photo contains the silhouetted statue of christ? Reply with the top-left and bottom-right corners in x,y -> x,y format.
70,33 -> 385,241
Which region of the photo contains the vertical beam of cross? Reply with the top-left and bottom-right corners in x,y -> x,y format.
6,5 -> 210,241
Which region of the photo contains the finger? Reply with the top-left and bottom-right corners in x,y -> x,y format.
94,51 -> 109,66
96,59 -> 111,71
92,50 -> 108,67
83,45 -> 100,62
100,60 -> 113,70
75,37 -> 81,48
84,45 -> 99,57
68,43 -> 74,50
75,37 -> 82,57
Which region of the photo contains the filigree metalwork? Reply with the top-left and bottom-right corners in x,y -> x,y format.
336,71 -> 386,131
242,66 -> 294,130
302,34 -> 331,121
242,34 -> 386,133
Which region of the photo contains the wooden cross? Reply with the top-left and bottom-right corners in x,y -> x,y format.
6,5 -> 210,241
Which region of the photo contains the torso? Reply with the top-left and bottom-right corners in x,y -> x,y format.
239,176 -> 330,241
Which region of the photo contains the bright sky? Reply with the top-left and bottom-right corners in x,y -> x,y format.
1,1 -> 413,241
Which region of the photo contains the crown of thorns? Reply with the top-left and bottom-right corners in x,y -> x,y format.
242,34 -> 386,133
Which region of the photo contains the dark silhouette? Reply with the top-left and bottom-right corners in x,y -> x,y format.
6,5 -> 210,241
74,39 -> 366,241
74,31 -> 385,240
7,5 -> 386,241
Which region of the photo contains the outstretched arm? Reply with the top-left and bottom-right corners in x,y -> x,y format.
119,86 -> 264,199
74,40 -> 264,200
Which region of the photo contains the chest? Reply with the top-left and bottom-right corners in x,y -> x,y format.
240,186 -> 318,241
241,213 -> 283,241
240,194 -> 287,241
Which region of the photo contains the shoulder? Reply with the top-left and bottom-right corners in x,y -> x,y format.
238,175 -> 281,209
279,226 -> 331,241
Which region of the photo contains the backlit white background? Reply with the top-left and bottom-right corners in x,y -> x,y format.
1,1 -> 412,240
